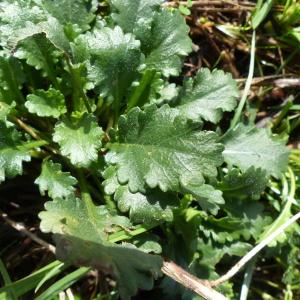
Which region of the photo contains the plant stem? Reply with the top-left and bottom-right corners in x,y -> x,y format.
20,140 -> 49,150
126,69 -> 156,111
108,224 -> 158,243
91,173 -> 116,210
77,169 -> 97,222
10,116 -> 42,140
230,31 -> 256,129
66,57 -> 91,113
11,116 -> 58,154
113,85 -> 122,128
271,96 -> 294,129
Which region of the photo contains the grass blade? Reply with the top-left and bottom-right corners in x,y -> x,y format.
35,262 -> 67,292
35,267 -> 89,300
252,0 -> 274,29
0,260 -> 61,297
0,259 -> 17,300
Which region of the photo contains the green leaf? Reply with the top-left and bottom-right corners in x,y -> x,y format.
107,104 -> 224,193
7,17 -> 71,55
222,124 -> 290,178
73,26 -> 141,101
252,0 -> 274,29
0,55 -> 25,104
0,261 -> 62,298
53,113 -> 104,167
259,169 -> 296,246
35,160 -> 77,199
110,0 -> 163,43
181,181 -> 224,215
0,122 -> 31,183
224,199 -> 272,241
199,216 -> 252,243
39,197 -> 163,300
35,262 -> 67,292
0,101 -> 15,121
176,68 -> 239,123
42,0 -> 95,31
0,259 -> 17,300
0,1 -> 70,54
35,267 -> 89,300
197,239 -> 252,270
25,88 -> 66,118
55,234 -> 162,300
39,196 -> 131,240
218,167 -> 268,200
103,166 -> 178,224
109,0 -> 159,33
15,35 -> 61,83
143,9 -> 192,77
114,186 -> 177,224
0,1 -> 45,48
110,2 -> 192,76
179,5 -> 191,16
131,233 -> 162,254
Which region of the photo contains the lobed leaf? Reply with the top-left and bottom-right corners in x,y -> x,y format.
110,0 -> 163,44
222,124 -> 290,178
103,166 -> 178,224
0,0 -> 45,49
0,1 -> 70,54
143,9 -> 193,77
39,196 -> 162,299
42,0 -> 95,31
53,113 -> 104,168
35,160 -> 77,199
0,55 -> 25,104
181,181 -> 224,215
224,199 -> 273,241
176,68 -> 239,123
107,104 -> 224,194
218,167 -> 268,200
0,122 -> 31,183
25,88 -> 66,118
73,26 -> 141,101
15,35 -> 60,80
115,186 -> 177,224
110,1 -> 192,77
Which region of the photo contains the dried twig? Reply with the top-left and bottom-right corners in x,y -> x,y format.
0,210 -> 56,254
164,1 -> 283,12
235,74 -> 295,85
274,78 -> 300,88
165,1 -> 254,8
161,261 -> 228,300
